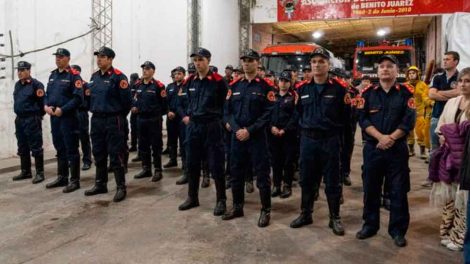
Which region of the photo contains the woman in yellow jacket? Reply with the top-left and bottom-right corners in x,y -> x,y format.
406,66 -> 434,160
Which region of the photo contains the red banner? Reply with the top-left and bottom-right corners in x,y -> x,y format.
278,0 -> 465,21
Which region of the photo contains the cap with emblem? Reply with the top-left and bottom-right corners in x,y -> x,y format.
378,54 -> 398,65
190,47 -> 211,59
174,66 -> 186,74
310,47 -> 330,60
93,46 -> 116,58
279,71 -> 292,82
284,65 -> 298,72
141,61 -> 155,70
302,65 -> 312,72
330,68 -> 346,78
71,65 -> 82,72
234,65 -> 244,73
53,48 -> 71,57
225,65 -> 234,70
15,61 -> 32,70
240,49 -> 260,60
258,65 -> 266,71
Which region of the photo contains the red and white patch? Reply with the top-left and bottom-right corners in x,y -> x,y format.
36,89 -> 45,97
407,98 -> 416,109
85,89 -> 91,96
356,97 -> 365,109
74,80 -> 83,89
120,80 -> 129,89
226,89 -> 232,100
267,91 -> 276,102
160,89 -> 167,98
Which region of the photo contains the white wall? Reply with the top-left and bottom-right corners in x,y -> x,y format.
444,13 -> 470,70
112,0 -> 188,84
200,0 -> 240,70
253,0 -> 277,24
0,0 -> 241,159
0,0 -> 92,159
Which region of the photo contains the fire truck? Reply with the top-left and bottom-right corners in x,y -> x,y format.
352,42 -> 416,84
261,43 -> 344,77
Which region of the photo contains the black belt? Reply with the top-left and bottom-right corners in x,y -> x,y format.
301,129 -> 336,140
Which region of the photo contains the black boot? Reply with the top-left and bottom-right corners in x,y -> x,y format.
213,178 -> 227,216
179,173 -> 200,210
134,154 -> 152,179
164,146 -> 178,168
290,187 -> 314,228
419,145 -> 427,160
32,155 -> 45,184
131,153 -> 142,162
84,161 -> 108,196
113,167 -> 127,202
271,186 -> 281,197
176,173 -> 188,185
63,161 -> 80,193
258,189 -> 271,227
222,203 -> 244,220
327,196 -> 345,236
13,155 -> 32,181
46,159 -> 69,188
151,156 -> 163,182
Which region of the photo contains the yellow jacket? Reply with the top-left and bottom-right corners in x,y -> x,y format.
406,66 -> 434,118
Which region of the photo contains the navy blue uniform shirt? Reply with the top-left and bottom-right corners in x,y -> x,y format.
133,78 -> 168,116
269,90 -> 298,132
224,76 -> 276,134
14,78 -> 45,116
45,66 -> 83,114
296,77 -> 352,132
182,71 -> 228,122
88,67 -> 132,114
357,83 -> 417,142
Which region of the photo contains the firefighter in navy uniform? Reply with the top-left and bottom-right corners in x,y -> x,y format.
44,48 -> 83,193
174,65 -> 194,185
222,49 -> 276,227
70,65 -> 93,171
132,61 -> 168,182
84,46 -> 132,202
269,70 -> 298,199
178,47 -> 228,216
12,61 -> 46,184
164,66 -> 186,169
355,55 -> 416,247
289,48 -> 352,236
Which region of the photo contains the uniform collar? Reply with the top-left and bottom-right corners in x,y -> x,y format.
196,70 -> 213,80
20,78 -> 32,85
240,75 -> 261,83
375,82 -> 400,91
99,66 -> 114,76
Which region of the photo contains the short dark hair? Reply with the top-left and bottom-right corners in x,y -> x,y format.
445,51 -> 460,63
361,75 -> 371,81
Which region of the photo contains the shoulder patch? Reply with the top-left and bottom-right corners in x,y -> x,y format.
160,89 -> 167,98
113,68 -> 123,75
74,80 -> 83,89
267,90 -> 276,102
36,89 -> 45,97
120,79 -> 129,89
85,88 -> 91,96
407,97 -> 416,109
212,72 -> 223,82
356,96 -> 365,109
344,93 -> 351,105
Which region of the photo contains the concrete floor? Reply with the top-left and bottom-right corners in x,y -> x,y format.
0,140 -> 465,264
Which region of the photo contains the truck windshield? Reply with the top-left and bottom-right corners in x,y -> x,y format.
262,54 -> 311,75
356,50 -> 412,74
